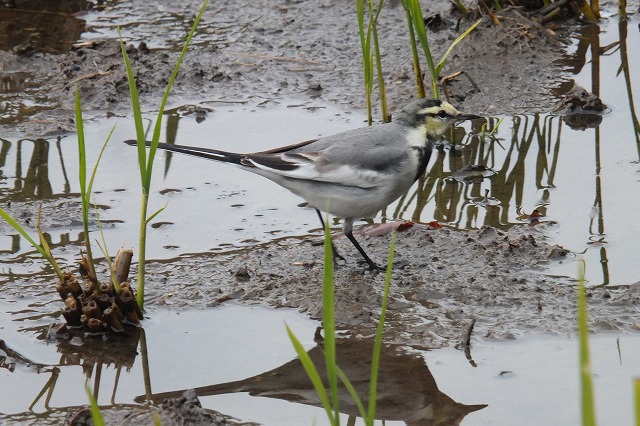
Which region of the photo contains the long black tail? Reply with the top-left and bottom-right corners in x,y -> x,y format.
124,140 -> 245,165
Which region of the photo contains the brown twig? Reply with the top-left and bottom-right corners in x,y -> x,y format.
440,70 -> 482,102
478,0 -> 501,25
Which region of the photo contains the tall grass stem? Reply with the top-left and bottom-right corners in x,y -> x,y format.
577,259 -> 596,426
322,213 -> 340,423
401,0 -> 425,98
371,1 -> 389,122
366,232 -> 394,424
120,0 -> 209,310
406,0 -> 438,98
75,87 -> 98,286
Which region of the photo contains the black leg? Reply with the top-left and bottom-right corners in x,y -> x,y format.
342,218 -> 383,271
315,209 -> 346,264
344,230 -> 382,271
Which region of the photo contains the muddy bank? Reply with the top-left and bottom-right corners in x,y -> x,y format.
1,2 -> 573,136
68,389 -> 256,426
138,222 -> 638,349
3,214 -> 635,349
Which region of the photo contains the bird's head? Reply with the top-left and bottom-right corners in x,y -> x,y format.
397,98 -> 480,137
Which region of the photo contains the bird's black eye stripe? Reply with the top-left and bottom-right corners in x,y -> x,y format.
419,111 -> 453,119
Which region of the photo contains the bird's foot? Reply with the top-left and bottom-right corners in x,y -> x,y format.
361,258 -> 410,274
361,260 -> 387,275
329,243 -> 348,268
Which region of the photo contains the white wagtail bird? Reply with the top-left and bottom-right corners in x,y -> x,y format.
125,98 -> 479,270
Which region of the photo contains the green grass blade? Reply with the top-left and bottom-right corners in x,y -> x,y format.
400,0 -> 425,98
322,214 -> 339,424
286,325 -> 334,422
434,19 -> 481,76
489,117 -> 505,137
407,0 -> 438,98
577,259 -> 596,426
84,120 -> 115,286
119,23 -> 150,309
370,0 -> 389,122
85,384 -> 105,426
75,87 -> 97,284
356,0 -> 367,54
367,232 -> 394,423
357,0 -> 374,125
146,0 -> 209,190
94,203 -> 121,293
145,203 -> 169,224
1,207 -> 64,280
453,0 -> 470,13
35,206 -> 64,280
87,125 -> 115,200
119,28 -> 149,309
118,27 -> 147,185
120,0 -> 209,311
635,378 -> 640,426
76,87 -> 87,208
75,87 -> 88,229
0,209 -> 48,259
136,194 -> 148,310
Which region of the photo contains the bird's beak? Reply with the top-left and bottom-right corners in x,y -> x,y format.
456,113 -> 482,121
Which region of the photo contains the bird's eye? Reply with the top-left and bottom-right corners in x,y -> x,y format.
437,110 -> 448,119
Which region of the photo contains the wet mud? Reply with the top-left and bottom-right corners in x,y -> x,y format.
68,389 -> 257,426
2,2 -> 572,136
138,222 -> 638,348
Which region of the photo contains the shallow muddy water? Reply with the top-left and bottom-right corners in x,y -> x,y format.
0,303 -> 322,424
1,1 -> 640,425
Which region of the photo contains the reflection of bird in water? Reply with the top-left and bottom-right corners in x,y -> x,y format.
137,337 -> 486,426
516,208 -> 543,226
473,189 -> 500,208
451,164 -> 496,184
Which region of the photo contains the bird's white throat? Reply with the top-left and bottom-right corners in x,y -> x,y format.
404,125 -> 430,148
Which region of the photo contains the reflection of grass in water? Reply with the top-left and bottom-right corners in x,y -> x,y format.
0,0 -> 210,351
287,218 -> 395,425
0,88 -> 113,289
0,87 -> 144,336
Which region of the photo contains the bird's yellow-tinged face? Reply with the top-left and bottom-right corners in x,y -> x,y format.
418,101 -> 480,136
